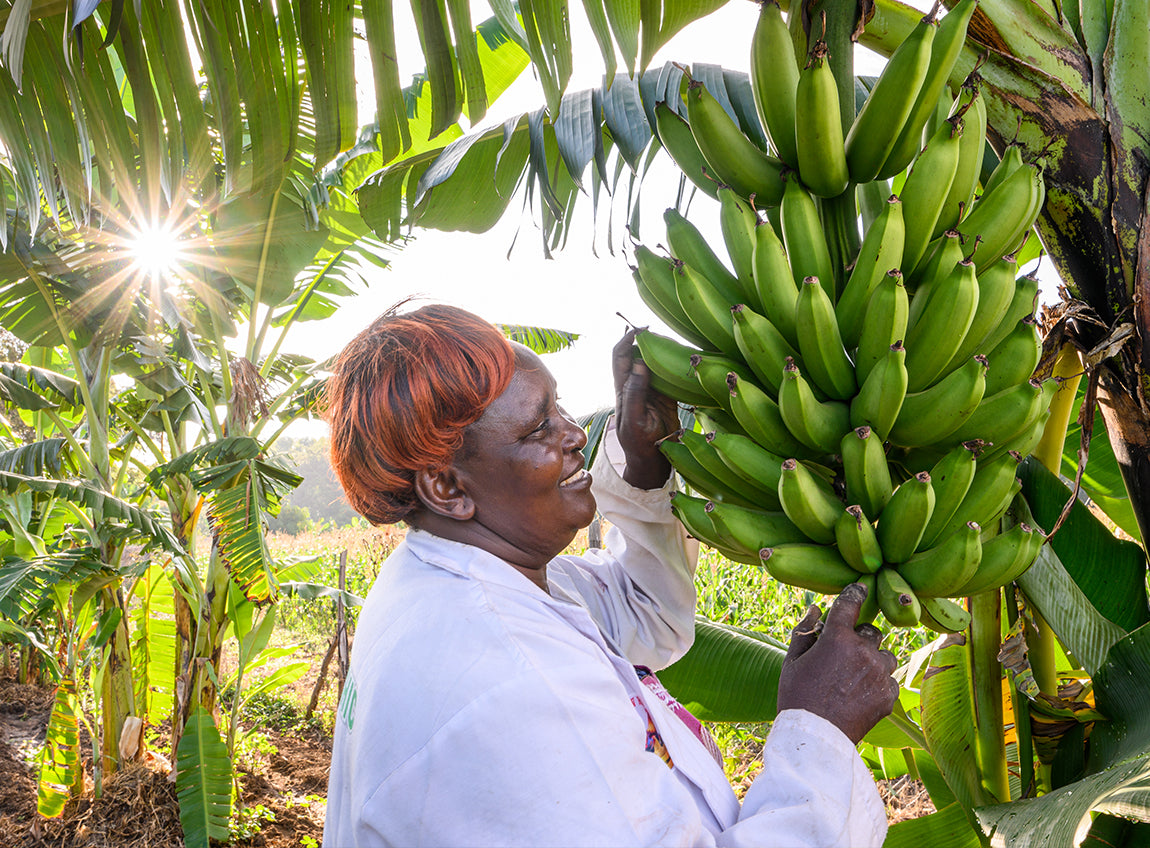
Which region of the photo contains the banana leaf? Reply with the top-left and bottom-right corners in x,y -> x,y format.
656,616 -> 785,722
972,621 -> 1150,845
36,677 -> 83,818
884,801 -> 982,848
1019,457 -> 1150,636
175,706 -> 231,848
130,564 -> 177,727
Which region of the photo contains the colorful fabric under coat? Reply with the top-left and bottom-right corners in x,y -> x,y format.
634,665 -> 723,769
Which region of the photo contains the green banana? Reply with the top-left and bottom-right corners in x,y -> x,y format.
840,426 -> 894,520
896,520 -> 983,597
850,342 -> 909,440
981,140 -> 1025,198
633,247 -> 715,350
880,0 -> 978,179
835,505 -> 884,574
691,352 -> 754,409
948,377 -> 1058,448
984,406 -> 1050,464
888,354 -> 988,448
877,567 -> 923,627
674,260 -> 742,358
665,208 -> 743,304
777,457 -> 844,544
795,276 -> 857,400
928,451 -> 1022,543
844,7 -> 936,184
954,520 -> 1043,595
760,543 -> 860,594
670,491 -> 760,564
908,227 -> 963,295
899,114 -> 963,273
635,330 -> 714,407
718,186 -> 761,308
750,0 -> 801,169
977,272 -> 1039,355
856,572 -> 880,624
780,173 -> 837,298
935,80 -> 986,238
904,258 -> 980,392
957,161 -> 1045,270
662,432 -> 759,506
653,102 -> 720,200
794,40 -> 850,198
836,195 -> 905,349
709,430 -> 787,509
854,270 -> 909,385
982,315 -> 1042,396
680,427 -> 776,504
727,372 -> 812,459
696,407 -> 748,439
706,499 -> 810,551
685,80 -> 787,205
941,252 -> 1019,373
731,304 -> 800,398
918,595 -> 972,634
751,218 -> 801,349
778,358 -> 852,455
919,440 -> 981,549
876,471 -> 936,564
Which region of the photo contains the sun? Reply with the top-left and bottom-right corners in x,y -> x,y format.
128,220 -> 185,281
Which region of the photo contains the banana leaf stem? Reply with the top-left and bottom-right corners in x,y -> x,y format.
1028,343 -> 1084,698
969,589 -> 1010,802
885,704 -> 928,751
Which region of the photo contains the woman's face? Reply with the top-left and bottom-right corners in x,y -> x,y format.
450,346 -> 597,573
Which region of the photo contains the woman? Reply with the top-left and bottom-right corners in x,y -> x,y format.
322,302 -> 899,847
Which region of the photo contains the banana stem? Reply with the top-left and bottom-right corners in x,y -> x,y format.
1005,589 -> 1037,797
1027,343 -> 1085,699
818,190 -> 860,295
969,589 -> 1010,802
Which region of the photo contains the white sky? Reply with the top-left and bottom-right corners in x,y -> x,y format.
286,0 -> 1054,433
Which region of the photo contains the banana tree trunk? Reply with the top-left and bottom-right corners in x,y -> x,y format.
99,586 -> 135,776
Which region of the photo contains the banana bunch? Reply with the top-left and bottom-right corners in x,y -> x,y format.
637,0 -> 1056,630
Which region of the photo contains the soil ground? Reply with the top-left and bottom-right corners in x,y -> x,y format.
0,652 -> 932,846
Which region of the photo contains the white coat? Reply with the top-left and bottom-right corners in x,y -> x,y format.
323,432 -> 887,847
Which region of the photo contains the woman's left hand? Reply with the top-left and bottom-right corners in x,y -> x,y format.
613,328 -> 679,489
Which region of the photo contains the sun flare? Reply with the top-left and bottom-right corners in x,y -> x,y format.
128,221 -> 185,281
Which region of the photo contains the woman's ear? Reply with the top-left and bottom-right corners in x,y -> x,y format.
413,466 -> 475,521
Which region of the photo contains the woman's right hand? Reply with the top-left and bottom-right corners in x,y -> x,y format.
775,583 -> 900,744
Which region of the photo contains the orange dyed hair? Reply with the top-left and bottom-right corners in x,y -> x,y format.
324,303 -> 516,525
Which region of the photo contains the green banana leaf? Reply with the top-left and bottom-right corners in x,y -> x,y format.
1061,397 -> 1140,542
175,706 -> 232,848
497,323 -> 580,353
1019,457 -> 1150,635
656,616 -> 786,722
36,677 -> 83,818
0,470 -> 183,554
972,621 -> 1150,845
0,437 -> 70,476
130,564 -> 177,727
884,801 -> 982,848
919,637 -> 991,823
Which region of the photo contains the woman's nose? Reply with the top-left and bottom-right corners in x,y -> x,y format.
558,407 -> 588,450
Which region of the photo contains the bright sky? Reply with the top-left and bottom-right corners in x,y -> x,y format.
286,0 -> 1054,432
